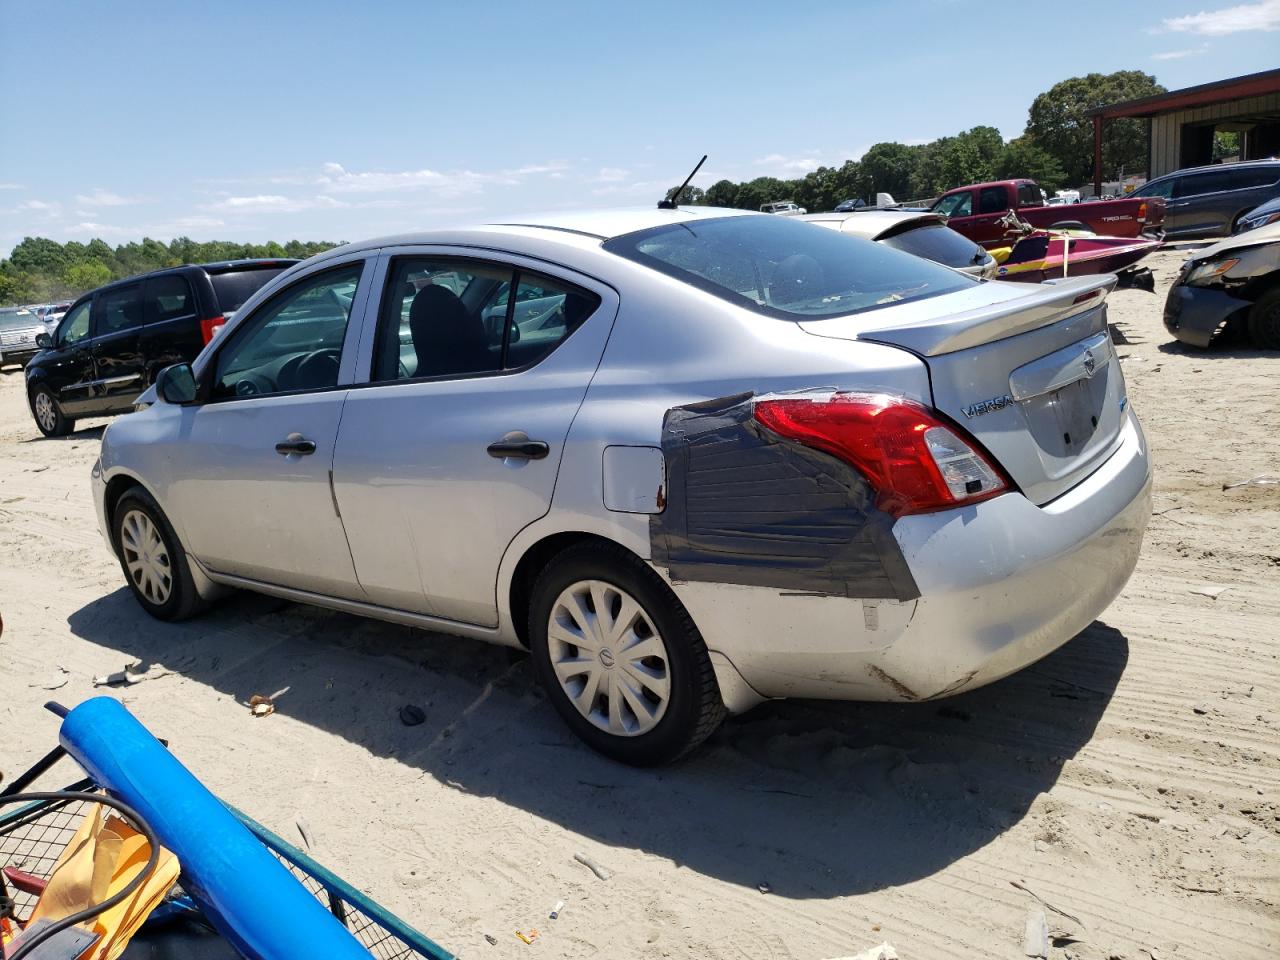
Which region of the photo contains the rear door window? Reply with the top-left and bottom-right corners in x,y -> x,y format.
96,285 -> 144,334
1017,182 -> 1045,207
1176,172 -> 1233,197
144,274 -> 196,324
978,186 -> 1009,214
209,267 -> 289,315
372,258 -> 599,382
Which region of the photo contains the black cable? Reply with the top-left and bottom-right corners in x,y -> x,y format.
0,791 -> 162,960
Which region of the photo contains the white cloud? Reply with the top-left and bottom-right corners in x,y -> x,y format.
313,160 -> 568,197
208,194 -> 349,213
0,183 -> 22,190
753,153 -> 822,175
1162,0 -> 1280,34
18,199 -> 59,212
74,188 -> 136,207
590,167 -> 629,183
1151,45 -> 1210,59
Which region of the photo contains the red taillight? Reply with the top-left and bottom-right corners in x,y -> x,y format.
199,315 -> 227,345
1137,201 -> 1147,223
753,393 -> 1010,517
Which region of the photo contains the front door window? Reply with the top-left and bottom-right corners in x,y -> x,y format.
213,263 -> 363,399
57,301 -> 91,347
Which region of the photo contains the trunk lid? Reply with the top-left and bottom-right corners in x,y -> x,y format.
799,276 -> 1128,505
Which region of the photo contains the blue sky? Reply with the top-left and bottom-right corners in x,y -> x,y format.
2,0 -> 1278,255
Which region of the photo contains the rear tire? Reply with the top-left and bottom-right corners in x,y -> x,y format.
30,385 -> 73,437
113,487 -> 204,621
1247,289 -> 1280,350
528,542 -> 726,765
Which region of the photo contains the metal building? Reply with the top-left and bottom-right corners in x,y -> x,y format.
1089,68 -> 1280,196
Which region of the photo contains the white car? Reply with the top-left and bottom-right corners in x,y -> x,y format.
800,210 -> 998,278
93,206 -> 1151,764
760,201 -> 807,216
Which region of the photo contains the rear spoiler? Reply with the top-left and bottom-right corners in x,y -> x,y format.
840,274 -> 1115,357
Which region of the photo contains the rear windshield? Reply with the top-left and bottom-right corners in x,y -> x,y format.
209,267 -> 288,314
880,223 -> 987,269
603,215 -> 971,320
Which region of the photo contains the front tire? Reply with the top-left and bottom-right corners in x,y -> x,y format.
113,487 -> 204,621
1247,289 -> 1280,350
30,385 -> 73,437
529,542 -> 726,765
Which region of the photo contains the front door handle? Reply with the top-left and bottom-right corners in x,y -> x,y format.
487,431 -> 549,460
275,433 -> 317,456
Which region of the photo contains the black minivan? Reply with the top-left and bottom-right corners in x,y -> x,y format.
25,259 -> 295,436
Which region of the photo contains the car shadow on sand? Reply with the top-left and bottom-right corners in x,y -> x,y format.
1156,338 -> 1277,360
67,587 -> 1127,899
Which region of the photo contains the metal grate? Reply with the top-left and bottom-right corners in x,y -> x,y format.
0,796 -> 94,917
266,849 -> 423,960
2,794 -> 452,959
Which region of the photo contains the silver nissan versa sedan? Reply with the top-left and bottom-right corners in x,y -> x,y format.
92,207 -> 1152,764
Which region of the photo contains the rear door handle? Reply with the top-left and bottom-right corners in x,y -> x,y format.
487,431 -> 549,460
275,434 -> 317,456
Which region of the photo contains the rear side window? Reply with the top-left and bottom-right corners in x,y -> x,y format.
1017,182 -> 1044,207
144,274 -> 195,323
372,258 -> 598,382
604,215 -> 971,321
1233,166 -> 1280,188
880,223 -> 986,270
97,285 -> 143,334
979,186 -> 1009,214
209,267 -> 288,314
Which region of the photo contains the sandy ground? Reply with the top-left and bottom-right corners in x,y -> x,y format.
0,246 -> 1277,960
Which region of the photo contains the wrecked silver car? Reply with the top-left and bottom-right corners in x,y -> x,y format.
1164,220 -> 1280,349
93,207 -> 1152,764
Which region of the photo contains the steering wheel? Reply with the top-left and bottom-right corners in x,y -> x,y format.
294,348 -> 341,390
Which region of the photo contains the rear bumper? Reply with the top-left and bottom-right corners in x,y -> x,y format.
1,347 -> 38,366
673,409 -> 1151,705
1163,283 -> 1253,348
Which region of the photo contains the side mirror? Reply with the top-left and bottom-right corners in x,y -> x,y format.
35,332 -> 52,349
156,363 -> 198,405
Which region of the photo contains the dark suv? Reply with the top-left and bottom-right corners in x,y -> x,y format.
1128,159 -> 1280,238
25,259 -> 295,436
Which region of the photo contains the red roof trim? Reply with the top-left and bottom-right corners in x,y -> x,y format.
1088,68 -> 1280,120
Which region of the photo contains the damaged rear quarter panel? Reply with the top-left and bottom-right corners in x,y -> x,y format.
650,393 -> 919,601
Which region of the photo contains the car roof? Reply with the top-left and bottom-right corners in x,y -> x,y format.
316,206 -> 758,261
81,259 -> 299,297
798,210 -> 943,240
1151,158 -> 1280,181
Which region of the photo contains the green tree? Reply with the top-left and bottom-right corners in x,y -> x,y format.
64,260 -> 112,293
1025,71 -> 1165,186
855,143 -> 919,202
995,137 -> 1068,192
1212,131 -> 1240,163
703,179 -> 740,208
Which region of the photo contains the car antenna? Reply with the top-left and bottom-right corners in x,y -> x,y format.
658,155 -> 707,209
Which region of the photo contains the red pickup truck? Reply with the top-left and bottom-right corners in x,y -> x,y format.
930,179 -> 1165,249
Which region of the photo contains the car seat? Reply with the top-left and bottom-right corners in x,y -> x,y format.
409,284 -> 492,377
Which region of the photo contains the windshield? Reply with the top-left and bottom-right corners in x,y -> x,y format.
603,215 -> 971,320
209,267 -> 288,314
